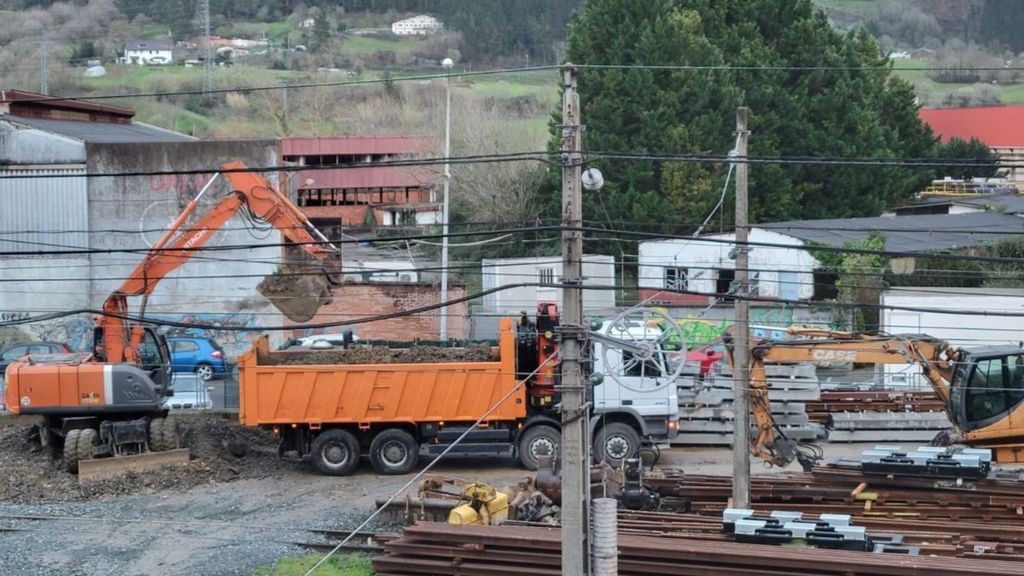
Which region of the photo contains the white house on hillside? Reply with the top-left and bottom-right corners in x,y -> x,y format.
123,40 -> 173,65
391,15 -> 443,36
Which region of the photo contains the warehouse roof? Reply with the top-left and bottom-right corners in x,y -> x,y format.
4,115 -> 192,143
919,106 -> 1024,147
759,212 -> 1024,253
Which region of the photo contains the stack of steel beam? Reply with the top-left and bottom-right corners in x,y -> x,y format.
372,522 -> 1024,575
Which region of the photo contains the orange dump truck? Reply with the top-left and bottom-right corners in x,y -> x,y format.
238,314 -> 680,476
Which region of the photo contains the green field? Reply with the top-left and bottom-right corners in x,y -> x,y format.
253,554 -> 374,576
891,58 -> 1024,106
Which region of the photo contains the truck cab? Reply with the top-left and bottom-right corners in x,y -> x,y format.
589,319 -> 680,464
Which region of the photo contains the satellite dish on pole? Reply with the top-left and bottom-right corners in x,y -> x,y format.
582,167 -> 604,191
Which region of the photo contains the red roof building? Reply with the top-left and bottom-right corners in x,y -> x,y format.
919,106 -> 1024,182
280,136 -> 440,236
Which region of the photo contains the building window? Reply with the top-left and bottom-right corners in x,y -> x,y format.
664,267 -> 688,291
538,267 -> 555,286
749,271 -> 760,296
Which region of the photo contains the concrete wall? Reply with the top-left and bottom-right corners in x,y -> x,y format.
289,282 -> 468,341
638,229 -> 819,305
85,140 -> 281,358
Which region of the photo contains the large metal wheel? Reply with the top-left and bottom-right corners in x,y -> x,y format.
593,422 -> 641,468
600,307 -> 688,393
369,428 -> 419,475
517,425 -> 560,471
310,429 -> 360,476
63,429 -> 82,473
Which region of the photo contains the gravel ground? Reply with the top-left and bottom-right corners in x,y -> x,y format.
0,412 -> 884,576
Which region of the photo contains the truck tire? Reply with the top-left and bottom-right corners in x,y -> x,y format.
64,429 -> 82,473
369,428 -> 419,475
310,429 -> 360,476
78,428 -> 98,462
518,425 -> 560,471
593,422 -> 641,468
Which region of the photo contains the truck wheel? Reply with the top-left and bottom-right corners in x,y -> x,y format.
64,429 -> 82,473
310,429 -> 360,476
369,429 -> 419,475
78,428 -> 98,462
593,423 -> 641,468
518,425 -> 560,471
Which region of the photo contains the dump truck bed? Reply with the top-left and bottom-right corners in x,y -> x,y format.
238,321 -> 525,426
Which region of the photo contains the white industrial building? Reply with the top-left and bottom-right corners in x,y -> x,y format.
881,287 -> 1024,387
390,15 -> 443,36
480,255 -> 616,315
638,213 -> 1024,307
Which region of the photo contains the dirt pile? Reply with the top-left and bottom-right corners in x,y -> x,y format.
0,413 -> 296,503
277,343 -> 497,365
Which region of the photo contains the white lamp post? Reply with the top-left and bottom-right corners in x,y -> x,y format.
439,57 -> 453,340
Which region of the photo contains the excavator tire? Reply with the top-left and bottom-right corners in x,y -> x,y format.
77,428 -> 98,462
148,418 -> 165,451
159,416 -> 180,451
64,429 -> 82,473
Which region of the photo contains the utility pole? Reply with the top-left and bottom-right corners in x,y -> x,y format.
559,63 -> 588,576
732,107 -> 752,508
40,34 -> 48,94
201,0 -> 212,99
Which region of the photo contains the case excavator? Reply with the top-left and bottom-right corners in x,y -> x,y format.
727,327 -> 1024,470
4,162 -> 341,475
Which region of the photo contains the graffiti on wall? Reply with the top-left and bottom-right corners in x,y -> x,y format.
675,306 -> 799,348
0,313 -> 93,351
0,312 -> 262,361
152,312 -> 262,360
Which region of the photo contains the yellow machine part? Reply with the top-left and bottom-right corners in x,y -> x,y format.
446,483 -> 511,525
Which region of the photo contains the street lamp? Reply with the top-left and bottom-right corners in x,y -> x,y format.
439,57 -> 454,340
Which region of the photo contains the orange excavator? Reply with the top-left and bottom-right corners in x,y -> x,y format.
728,327 -> 1024,470
5,161 -> 341,473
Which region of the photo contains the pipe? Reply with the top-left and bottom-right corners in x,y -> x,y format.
592,497 -> 618,576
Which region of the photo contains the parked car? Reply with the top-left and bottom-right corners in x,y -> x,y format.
279,329 -> 357,350
168,337 -> 226,381
1,341 -> 71,376
164,373 -> 213,411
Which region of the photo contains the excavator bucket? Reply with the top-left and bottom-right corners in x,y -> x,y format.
258,270 -> 334,323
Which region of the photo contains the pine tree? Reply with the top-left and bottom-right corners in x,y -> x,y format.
553,0 -> 942,244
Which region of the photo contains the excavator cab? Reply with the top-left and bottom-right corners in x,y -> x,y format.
948,348 -> 1024,433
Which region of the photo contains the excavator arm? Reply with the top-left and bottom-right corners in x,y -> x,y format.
727,329 -> 960,470
102,161 -> 341,363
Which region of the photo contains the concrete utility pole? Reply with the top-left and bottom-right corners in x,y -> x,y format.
40,34 -> 48,94
732,107 -> 752,508
201,0 -> 212,99
439,57 -> 454,340
559,63 -> 588,576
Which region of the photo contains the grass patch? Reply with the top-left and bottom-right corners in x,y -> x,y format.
342,35 -> 421,56
890,58 -> 1024,106
253,554 -> 374,576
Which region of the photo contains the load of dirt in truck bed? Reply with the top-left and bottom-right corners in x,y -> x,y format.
257,268 -> 333,323
276,342 -> 497,365
0,414 -> 296,503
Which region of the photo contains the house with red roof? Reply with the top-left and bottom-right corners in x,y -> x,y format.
280,136 -> 440,238
919,106 -> 1024,183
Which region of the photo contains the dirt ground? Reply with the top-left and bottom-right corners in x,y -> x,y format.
272,343 -> 496,365
0,413 -> 884,576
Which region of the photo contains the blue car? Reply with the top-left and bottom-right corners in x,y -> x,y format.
168,337 -> 226,381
